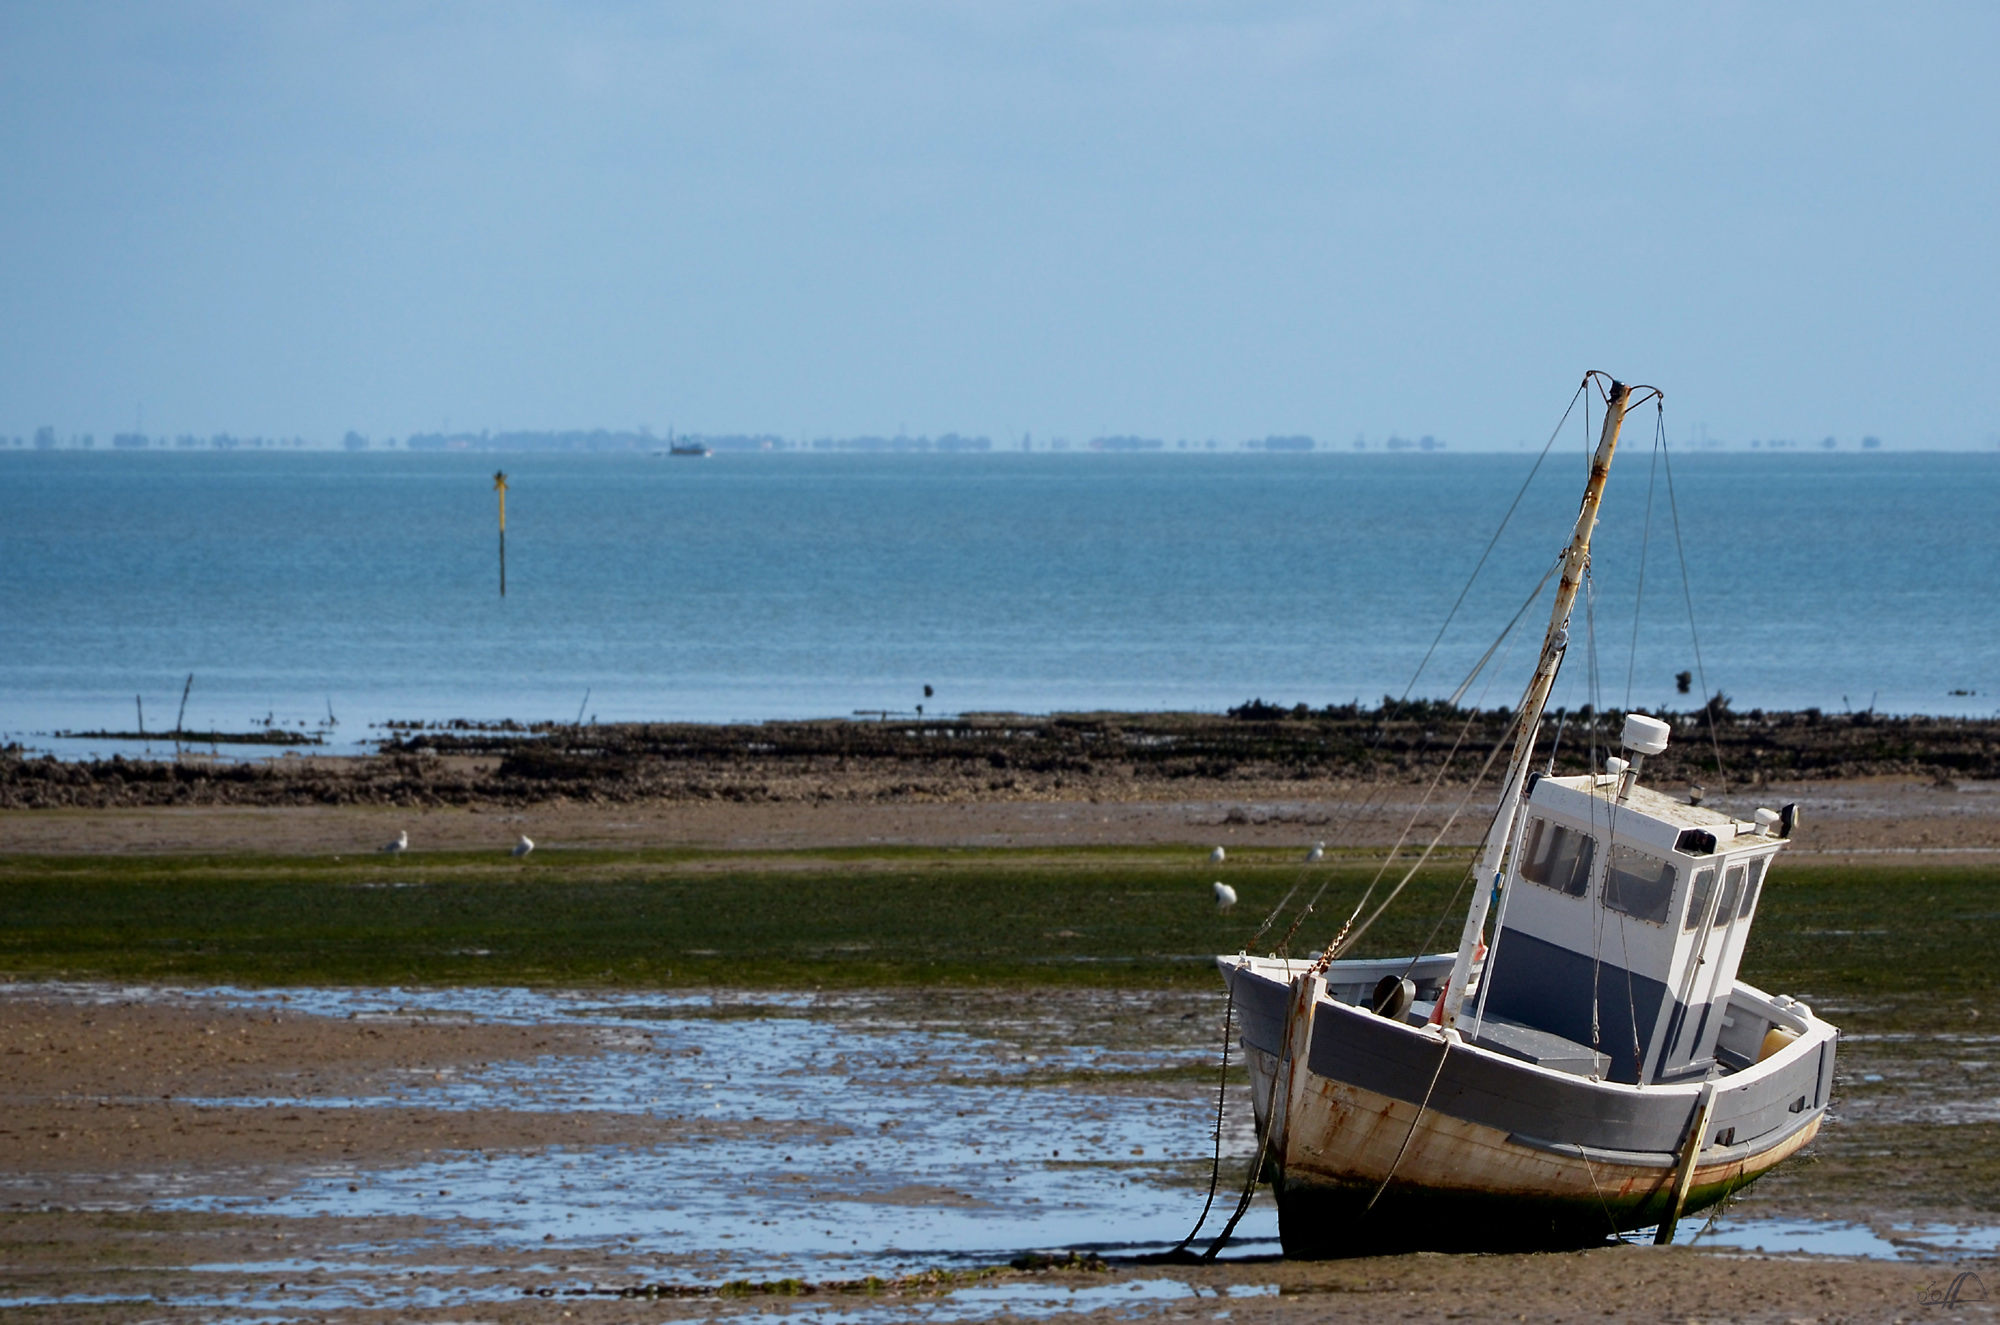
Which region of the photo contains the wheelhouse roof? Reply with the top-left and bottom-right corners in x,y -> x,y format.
1529,774 -> 1782,856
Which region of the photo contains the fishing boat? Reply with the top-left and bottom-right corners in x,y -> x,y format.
651,429 -> 712,457
1215,376 -> 1837,1254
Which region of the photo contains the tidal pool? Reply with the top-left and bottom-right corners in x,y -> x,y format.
131,983 -> 1280,1281
1678,1216 -> 2000,1259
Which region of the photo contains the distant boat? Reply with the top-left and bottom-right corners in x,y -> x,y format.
1212,374 -> 1834,1256
660,430 -> 711,458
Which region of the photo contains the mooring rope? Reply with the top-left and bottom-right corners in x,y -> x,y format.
1167,982 -> 1238,1255
1684,1165 -> 1746,1246
1200,991 -> 1295,1260
1574,1142 -> 1620,1236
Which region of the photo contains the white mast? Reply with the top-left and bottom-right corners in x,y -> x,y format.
1438,377 -> 1633,1030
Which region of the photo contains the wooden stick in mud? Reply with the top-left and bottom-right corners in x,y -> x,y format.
1655,1079 -> 1718,1245
172,672 -> 193,760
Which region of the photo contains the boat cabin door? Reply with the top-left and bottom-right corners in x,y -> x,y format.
1657,858 -> 1760,1079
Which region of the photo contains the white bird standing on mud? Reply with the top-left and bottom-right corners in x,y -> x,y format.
1212,881 -> 1238,911
382,830 -> 408,853
512,835 -> 534,857
1209,846 -> 1226,864
1306,841 -> 1325,862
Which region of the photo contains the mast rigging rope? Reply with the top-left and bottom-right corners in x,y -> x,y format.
1248,378 -> 1597,956
1275,558 -> 1557,958
1401,379 -> 1587,703
1624,424 -> 1663,710
1657,403 -> 1732,786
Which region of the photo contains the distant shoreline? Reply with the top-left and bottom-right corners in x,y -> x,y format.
8,439 -> 1997,455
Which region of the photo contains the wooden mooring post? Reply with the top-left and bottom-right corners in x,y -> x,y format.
494,471 -> 509,597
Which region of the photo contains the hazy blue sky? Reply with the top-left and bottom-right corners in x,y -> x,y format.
2,2 -> 1995,449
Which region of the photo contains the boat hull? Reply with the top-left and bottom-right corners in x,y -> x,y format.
1222,955 -> 1835,1255
1246,1042 -> 1819,1254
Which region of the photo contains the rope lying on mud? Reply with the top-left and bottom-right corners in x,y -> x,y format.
1165,982 -> 1238,1257
1201,1021 -> 1287,1261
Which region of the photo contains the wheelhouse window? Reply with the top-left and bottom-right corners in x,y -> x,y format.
1518,818 -> 1594,897
1738,857 -> 1766,919
1718,865 -> 1746,920
1604,845 -> 1677,924
1683,867 -> 1717,931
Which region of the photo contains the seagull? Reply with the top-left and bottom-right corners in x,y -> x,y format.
512,834 -> 535,857
1306,841 -> 1325,863
1212,881 -> 1238,911
382,830 -> 408,853
1209,846 -> 1226,864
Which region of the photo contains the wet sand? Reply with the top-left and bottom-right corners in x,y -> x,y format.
0,1207 -> 1979,1324
3,775 -> 1997,857
0,997 -> 760,1179
2,985 -> 1995,1322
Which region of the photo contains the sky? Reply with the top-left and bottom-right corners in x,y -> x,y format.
2,2 -> 1996,450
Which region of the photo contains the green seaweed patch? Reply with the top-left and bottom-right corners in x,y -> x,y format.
1010,1250 -> 1112,1272
0,847 -> 1468,988
0,850 -> 1990,1000
562,1264 -> 1014,1301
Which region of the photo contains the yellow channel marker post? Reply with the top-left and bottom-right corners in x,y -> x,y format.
493,470 -> 509,597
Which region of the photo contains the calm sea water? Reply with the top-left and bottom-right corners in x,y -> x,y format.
4,450 -> 1995,756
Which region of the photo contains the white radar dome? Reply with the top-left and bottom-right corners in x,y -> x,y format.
1622,713 -> 1672,757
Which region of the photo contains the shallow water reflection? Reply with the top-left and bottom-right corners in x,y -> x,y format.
725,1279 -> 1281,1324
156,984 -> 1280,1279
1682,1216 -> 2000,1259
20,981 -> 1993,1322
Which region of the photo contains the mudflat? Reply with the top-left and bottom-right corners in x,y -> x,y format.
0,763 -> 1994,1321
1,984 -> 1993,1323
0,1203 -> 1980,1325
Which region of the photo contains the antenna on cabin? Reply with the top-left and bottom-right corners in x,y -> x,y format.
1616,713 -> 1672,803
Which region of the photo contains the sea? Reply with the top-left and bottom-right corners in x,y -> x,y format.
3,449 -> 1995,759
